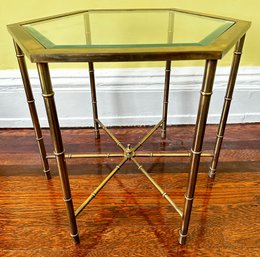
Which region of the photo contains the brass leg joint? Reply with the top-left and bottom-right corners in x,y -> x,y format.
191,149 -> 202,155
54,150 -> 65,156
225,97 -> 232,101
162,192 -> 167,198
137,163 -> 143,170
36,136 -> 43,141
184,194 -> 194,201
64,197 -> 72,202
125,144 -> 134,159
200,90 -> 213,96
43,168 -> 51,174
71,233 -> 79,238
42,92 -> 55,98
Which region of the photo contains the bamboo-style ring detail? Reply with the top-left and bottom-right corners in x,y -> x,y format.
209,167 -> 216,173
44,168 -> 51,173
137,164 -> 143,170
16,54 -> 24,58
162,192 -> 167,197
64,197 -> 72,202
191,149 -> 202,155
70,233 -> 79,238
216,134 -> 224,138
42,92 -> 55,98
185,194 -> 193,201
234,51 -> 242,55
54,150 -> 65,156
225,97 -> 232,101
200,90 -> 213,96
179,231 -> 188,238
36,136 -> 43,141
27,99 -> 35,104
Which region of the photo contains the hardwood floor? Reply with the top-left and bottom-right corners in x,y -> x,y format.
0,124 -> 259,256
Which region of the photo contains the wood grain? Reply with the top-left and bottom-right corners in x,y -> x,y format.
0,124 -> 259,256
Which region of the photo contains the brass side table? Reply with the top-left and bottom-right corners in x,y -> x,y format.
7,9 -> 251,244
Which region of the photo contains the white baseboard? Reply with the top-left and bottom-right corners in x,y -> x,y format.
0,66 -> 260,128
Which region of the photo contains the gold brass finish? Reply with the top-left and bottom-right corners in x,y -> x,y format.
75,158 -> 128,217
209,35 -> 246,178
134,152 -> 214,158
179,59 -> 217,245
133,119 -> 164,152
161,60 -> 171,139
13,42 -> 51,180
96,119 -> 126,151
46,151 -> 213,159
37,63 -> 79,244
8,8 -> 250,245
132,158 -> 183,217
7,9 -> 251,63
74,120 -> 185,218
46,153 -> 125,159
88,62 -> 100,139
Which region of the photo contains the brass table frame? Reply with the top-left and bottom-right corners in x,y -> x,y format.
7,9 -> 251,245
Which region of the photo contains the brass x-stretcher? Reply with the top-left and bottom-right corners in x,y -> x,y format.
48,117 -> 213,219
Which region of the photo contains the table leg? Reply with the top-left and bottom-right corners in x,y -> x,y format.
161,60 -> 171,139
37,63 -> 79,244
179,59 -> 217,244
88,62 -> 100,139
208,35 -> 246,179
13,42 -> 51,179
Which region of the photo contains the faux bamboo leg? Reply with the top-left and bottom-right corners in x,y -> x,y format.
88,62 -> 100,139
37,63 -> 79,244
179,60 -> 217,245
208,35 -> 246,178
161,60 -> 171,139
13,42 -> 51,179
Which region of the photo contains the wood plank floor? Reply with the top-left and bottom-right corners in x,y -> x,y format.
0,124 -> 259,257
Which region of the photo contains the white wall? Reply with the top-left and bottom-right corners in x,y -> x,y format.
0,66 -> 260,128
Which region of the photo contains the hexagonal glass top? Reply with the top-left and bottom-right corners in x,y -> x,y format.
23,10 -> 234,49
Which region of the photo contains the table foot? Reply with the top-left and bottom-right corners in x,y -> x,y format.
208,167 -> 216,179
71,233 -> 80,244
161,129 -> 166,139
95,130 -> 100,139
178,231 -> 187,245
44,169 -> 52,180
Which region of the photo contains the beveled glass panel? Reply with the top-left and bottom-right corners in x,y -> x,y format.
23,10 -> 234,49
